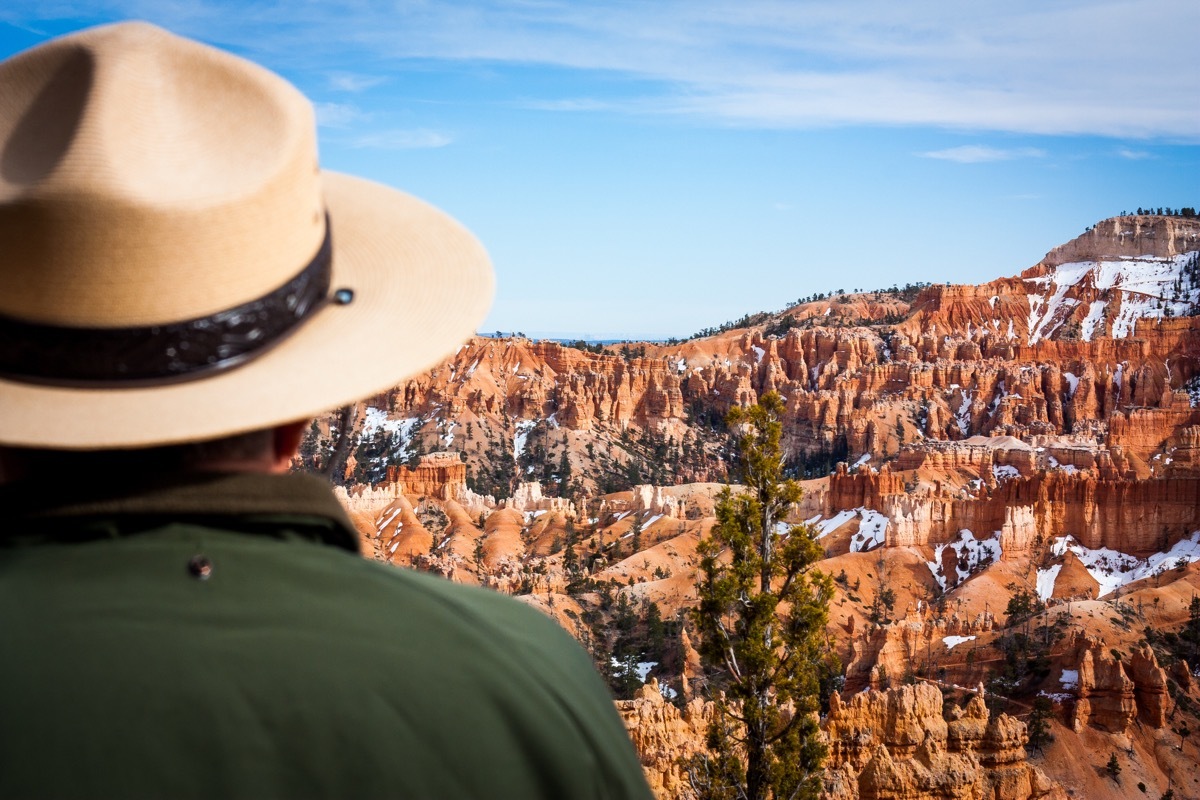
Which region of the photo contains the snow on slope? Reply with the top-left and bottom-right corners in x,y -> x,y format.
926,530 -> 1002,591
806,507 -> 889,551
513,420 -> 537,459
850,510 -> 889,553
1024,252 -> 1199,344
1050,532 -> 1200,598
1035,564 -> 1062,602
808,509 -> 857,539
360,408 -> 422,461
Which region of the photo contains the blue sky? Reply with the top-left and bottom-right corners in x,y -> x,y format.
3,1 -> 1197,339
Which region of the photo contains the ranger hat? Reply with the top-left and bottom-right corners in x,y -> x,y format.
0,22 -> 492,449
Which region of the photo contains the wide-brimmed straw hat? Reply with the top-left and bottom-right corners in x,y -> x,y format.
0,22 -> 492,450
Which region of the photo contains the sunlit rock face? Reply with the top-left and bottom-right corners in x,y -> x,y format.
317,215 -> 1200,799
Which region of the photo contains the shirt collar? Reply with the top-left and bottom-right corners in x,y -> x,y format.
0,470 -> 361,553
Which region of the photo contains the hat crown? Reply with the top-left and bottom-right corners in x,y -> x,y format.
0,22 -> 325,327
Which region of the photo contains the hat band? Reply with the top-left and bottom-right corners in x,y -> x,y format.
0,220 -> 334,388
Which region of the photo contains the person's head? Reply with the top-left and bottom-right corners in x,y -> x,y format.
0,423 -> 309,484
0,22 -> 493,477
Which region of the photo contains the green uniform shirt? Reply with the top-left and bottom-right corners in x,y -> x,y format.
0,471 -> 653,799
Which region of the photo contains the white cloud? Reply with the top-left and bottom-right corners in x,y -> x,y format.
1116,148 -> 1153,160
20,0 -> 1200,138
518,98 -> 617,112
327,72 -> 385,93
919,145 -> 1046,163
351,129 -> 453,150
314,102 -> 368,129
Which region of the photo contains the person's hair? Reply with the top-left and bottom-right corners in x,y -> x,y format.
1,428 -> 276,478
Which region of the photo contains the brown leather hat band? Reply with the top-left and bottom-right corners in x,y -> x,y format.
0,219 -> 337,389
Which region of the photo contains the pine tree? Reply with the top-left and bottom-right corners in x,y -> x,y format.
1026,695 -> 1052,752
630,515 -> 644,554
1105,752 -> 1121,782
687,391 -> 835,800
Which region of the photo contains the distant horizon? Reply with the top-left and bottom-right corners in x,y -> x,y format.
482,207 -> 1199,340
480,332 -> 671,343
2,2 -> 1196,338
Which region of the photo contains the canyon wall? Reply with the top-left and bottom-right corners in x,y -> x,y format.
617,682 -> 1063,800
826,464 -> 1200,554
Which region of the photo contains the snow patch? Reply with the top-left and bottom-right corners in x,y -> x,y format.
1036,564 -> 1062,602
360,410 -> 422,462
1047,455 -> 1077,475
376,508 -> 403,532
361,408 -> 418,439
926,529 -> 1002,589
850,510 -> 889,553
513,420 -> 537,460
943,635 -> 976,650
611,658 -> 658,685
1081,301 -> 1107,341
812,509 -> 858,538
1051,532 -> 1200,598
1026,254 -> 1200,342
955,390 -> 972,436
1187,376 -> 1200,408
993,464 -> 1019,481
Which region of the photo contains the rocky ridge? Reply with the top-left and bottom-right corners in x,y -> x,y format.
311,214 -> 1200,799
618,681 -> 1063,800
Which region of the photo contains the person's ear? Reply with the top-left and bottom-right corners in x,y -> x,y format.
272,419 -> 312,472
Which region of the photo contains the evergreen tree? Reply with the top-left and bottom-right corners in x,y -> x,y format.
557,450 -> 572,497
1105,752 -> 1121,782
1026,695 -> 1053,752
687,391 -> 835,800
644,600 -> 667,663
564,538 -> 579,577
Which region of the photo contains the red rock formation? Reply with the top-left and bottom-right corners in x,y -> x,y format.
824,685 -> 1063,800
615,682 -> 1063,800
1042,216 -> 1200,265
318,215 -> 1200,508
1064,633 -> 1172,734
321,215 -> 1200,800
385,452 -> 466,499
616,682 -> 713,799
826,466 -> 1200,555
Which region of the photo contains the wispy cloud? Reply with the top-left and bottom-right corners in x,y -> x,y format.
351,129 -> 453,150
919,145 -> 1046,164
13,1 -> 1200,138
1116,148 -> 1153,160
1,18 -> 50,36
518,98 -> 617,112
328,72 -> 385,93
314,101 -> 368,129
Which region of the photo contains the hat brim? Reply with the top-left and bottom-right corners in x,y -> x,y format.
0,172 -> 493,450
